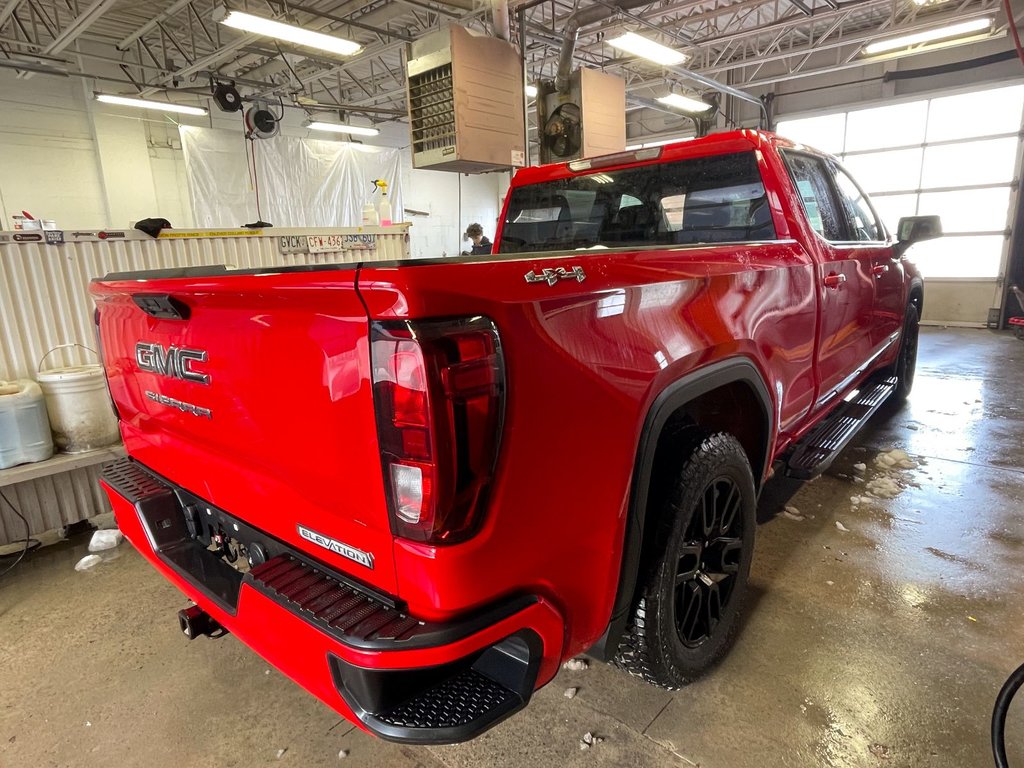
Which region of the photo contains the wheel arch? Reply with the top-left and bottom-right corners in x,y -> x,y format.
590,357 -> 773,660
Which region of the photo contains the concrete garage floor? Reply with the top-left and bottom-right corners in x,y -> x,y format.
2,327 -> 1024,768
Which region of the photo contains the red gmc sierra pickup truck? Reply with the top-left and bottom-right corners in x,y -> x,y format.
91,129 -> 939,744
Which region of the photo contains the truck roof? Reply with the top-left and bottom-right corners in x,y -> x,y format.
512,129 -> 805,186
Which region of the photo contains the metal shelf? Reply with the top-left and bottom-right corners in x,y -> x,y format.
0,445 -> 125,488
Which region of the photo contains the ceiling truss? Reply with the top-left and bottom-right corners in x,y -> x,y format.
0,0 -> 1012,129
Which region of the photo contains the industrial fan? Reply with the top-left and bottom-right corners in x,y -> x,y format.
542,103 -> 582,159
536,70 -> 625,163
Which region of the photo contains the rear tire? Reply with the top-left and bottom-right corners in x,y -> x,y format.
892,302 -> 920,401
613,432 -> 757,689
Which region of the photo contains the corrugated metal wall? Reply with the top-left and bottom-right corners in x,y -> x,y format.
0,465 -> 109,544
1,226 -> 411,379
0,226 -> 411,545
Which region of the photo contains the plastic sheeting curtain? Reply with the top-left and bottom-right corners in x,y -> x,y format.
180,126 -> 403,228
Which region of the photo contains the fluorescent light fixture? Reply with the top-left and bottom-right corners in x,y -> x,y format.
218,9 -> 361,56
95,93 -> 208,116
525,84 -> 538,98
863,17 -> 992,54
607,32 -> 687,66
307,120 -> 379,136
657,92 -> 713,113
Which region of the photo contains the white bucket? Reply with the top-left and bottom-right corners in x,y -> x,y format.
36,344 -> 120,454
0,379 -> 54,469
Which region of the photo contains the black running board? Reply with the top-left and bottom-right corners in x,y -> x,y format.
786,376 -> 896,479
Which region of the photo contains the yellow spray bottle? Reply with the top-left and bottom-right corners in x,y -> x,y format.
372,179 -> 392,226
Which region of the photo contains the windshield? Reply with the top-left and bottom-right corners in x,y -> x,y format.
498,151 -> 775,254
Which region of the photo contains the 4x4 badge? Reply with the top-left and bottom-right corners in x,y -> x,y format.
524,266 -> 586,286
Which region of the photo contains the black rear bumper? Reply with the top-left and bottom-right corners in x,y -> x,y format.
100,456 -> 544,743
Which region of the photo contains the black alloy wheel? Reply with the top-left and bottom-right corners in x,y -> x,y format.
614,432 -> 756,689
674,477 -> 744,648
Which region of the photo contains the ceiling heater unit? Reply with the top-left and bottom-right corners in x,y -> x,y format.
406,25 -> 526,172
538,69 -> 626,165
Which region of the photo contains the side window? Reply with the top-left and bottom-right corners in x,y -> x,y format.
783,152 -> 844,241
831,165 -> 884,242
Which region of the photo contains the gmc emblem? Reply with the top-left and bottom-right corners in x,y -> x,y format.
136,342 -> 210,385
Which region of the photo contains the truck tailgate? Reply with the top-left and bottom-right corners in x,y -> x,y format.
90,268 -> 398,594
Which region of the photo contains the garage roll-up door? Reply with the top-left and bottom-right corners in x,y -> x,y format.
777,83 -> 1024,326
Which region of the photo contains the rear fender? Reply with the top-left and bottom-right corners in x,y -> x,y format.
590,357 -> 773,660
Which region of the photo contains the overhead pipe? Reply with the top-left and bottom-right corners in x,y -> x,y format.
392,0 -> 464,19
554,0 -> 652,92
628,94 -> 716,136
664,63 -> 766,118
552,0 -> 763,121
492,0 -> 511,41
0,58 -> 175,88
0,58 -> 70,77
628,94 -> 691,117
552,1 -> 766,124
519,5 -> 530,164
290,97 -> 407,116
281,2 -> 416,42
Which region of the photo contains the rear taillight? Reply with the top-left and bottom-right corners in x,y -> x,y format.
371,316 -> 505,544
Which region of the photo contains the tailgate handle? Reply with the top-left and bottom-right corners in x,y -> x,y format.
133,294 -> 191,320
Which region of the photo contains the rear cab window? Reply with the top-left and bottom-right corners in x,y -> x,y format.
498,151 -> 777,253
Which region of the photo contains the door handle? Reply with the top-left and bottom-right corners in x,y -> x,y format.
872,264 -> 890,276
823,272 -> 847,289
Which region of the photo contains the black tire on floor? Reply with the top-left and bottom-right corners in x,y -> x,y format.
613,432 -> 756,689
892,302 -> 920,401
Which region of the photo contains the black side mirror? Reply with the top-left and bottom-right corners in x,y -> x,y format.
895,215 -> 942,255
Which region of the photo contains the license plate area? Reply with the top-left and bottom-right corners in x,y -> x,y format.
168,488 -> 399,610
174,489 -> 285,576
103,457 -> 398,615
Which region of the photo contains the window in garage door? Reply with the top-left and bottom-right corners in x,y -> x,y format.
777,84 -> 1024,279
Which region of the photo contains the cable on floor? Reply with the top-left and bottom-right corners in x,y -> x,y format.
0,488 -> 40,579
994,661 -> 1024,767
